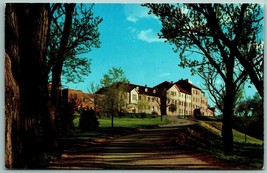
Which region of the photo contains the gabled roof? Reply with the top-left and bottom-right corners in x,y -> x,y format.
153,81 -> 191,95
153,81 -> 173,91
175,79 -> 202,93
175,84 -> 191,95
128,83 -> 158,97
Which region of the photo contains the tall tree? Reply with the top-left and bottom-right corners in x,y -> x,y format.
144,3 -> 263,155
47,4 -> 102,135
50,3 -> 75,133
87,82 -> 101,111
99,67 -> 129,128
5,3 -> 50,168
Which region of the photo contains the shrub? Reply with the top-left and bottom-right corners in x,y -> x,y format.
140,112 -> 147,119
151,111 -> 158,116
79,108 -> 99,132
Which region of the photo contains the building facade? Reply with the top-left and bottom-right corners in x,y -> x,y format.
63,79 -> 215,117
62,88 -> 98,111
125,84 -> 161,115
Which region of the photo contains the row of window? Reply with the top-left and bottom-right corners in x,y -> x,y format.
133,94 -> 207,107
168,107 -> 191,115
170,91 -> 192,99
132,94 -> 159,102
139,105 -> 159,111
192,97 -> 207,105
168,99 -> 192,107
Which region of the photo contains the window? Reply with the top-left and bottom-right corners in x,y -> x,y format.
171,91 -> 176,96
132,94 -> 137,101
148,97 -> 150,101
152,97 -> 155,102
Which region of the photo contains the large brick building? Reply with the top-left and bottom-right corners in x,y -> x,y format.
62,88 -> 99,111
59,79 -> 215,116
96,79 -> 215,117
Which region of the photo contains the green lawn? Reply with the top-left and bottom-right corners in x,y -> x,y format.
199,121 -> 263,145
99,117 -> 169,129
74,115 -> 170,129
194,121 -> 263,168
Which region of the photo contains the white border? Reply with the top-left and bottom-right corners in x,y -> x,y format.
0,1 -> 266,172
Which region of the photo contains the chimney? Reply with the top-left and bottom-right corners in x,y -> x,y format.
186,79 -> 192,84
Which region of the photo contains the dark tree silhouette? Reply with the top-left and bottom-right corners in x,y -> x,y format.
5,4 -> 50,168
144,3 -> 263,155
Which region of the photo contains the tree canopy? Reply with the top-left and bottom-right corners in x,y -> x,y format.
144,3 -> 263,155
99,67 -> 129,128
48,3 -> 102,84
144,4 -> 263,98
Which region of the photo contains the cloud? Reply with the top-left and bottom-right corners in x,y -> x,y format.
124,4 -> 157,23
159,73 -> 171,78
126,16 -> 138,23
128,26 -> 137,33
137,29 -> 165,43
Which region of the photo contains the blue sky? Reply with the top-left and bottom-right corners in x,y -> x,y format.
66,3 -> 258,106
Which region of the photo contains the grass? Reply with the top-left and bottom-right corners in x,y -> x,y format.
74,114 -> 170,129
199,121 -> 263,145
71,115 -> 263,168
176,120 -> 264,169
71,115 -> 170,139
99,117 -> 170,129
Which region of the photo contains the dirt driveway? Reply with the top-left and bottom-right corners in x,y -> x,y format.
47,121 -> 247,170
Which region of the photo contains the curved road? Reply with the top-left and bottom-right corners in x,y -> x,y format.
48,119 -> 245,169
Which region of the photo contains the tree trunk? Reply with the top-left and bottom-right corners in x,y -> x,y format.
5,4 -> 21,168
5,3 -> 49,168
221,56 -> 235,155
222,98 -> 234,155
50,3 -> 75,133
5,53 -> 20,168
111,113 -> 114,128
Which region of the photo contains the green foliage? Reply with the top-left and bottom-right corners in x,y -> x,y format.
168,103 -> 177,113
176,121 -> 263,168
48,4 -> 103,84
118,113 -> 157,119
144,3 -> 263,154
144,3 -> 263,97
99,67 -> 129,116
233,92 -> 263,139
100,67 -> 129,87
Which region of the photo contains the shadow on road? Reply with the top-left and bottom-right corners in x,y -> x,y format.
47,123 -> 246,170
